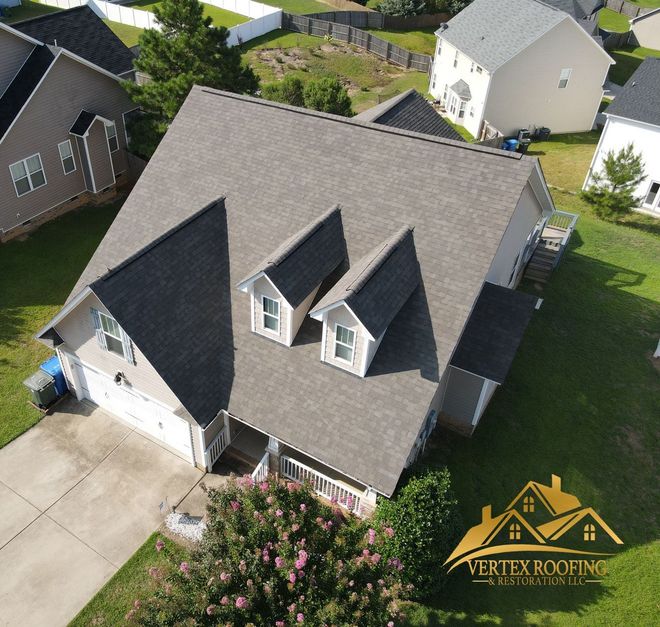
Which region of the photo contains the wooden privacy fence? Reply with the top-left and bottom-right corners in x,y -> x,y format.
282,13 -> 432,73
599,28 -> 632,49
301,10 -> 451,30
604,0 -> 653,18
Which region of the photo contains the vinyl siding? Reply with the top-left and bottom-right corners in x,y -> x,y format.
0,30 -> 34,96
75,135 -> 93,190
632,13 -> 660,49
0,53 -> 134,232
86,118 -> 115,191
441,366 -> 485,428
323,306 -> 365,376
253,277 -> 290,345
54,292 -> 183,412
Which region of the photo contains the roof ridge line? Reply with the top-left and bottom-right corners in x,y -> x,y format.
96,197 -> 225,282
197,88 -> 525,161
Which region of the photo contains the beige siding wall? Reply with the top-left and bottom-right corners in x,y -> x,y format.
86,119 -> 115,191
0,53 -> 135,232
323,306 -> 365,376
0,31 -> 33,95
55,291 -> 182,410
253,277 -> 290,345
484,18 -> 611,136
291,285 -> 319,341
441,366 -> 485,428
487,182 -> 544,287
632,13 -> 660,49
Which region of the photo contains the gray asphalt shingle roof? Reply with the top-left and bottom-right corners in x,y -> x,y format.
239,205 -> 346,308
436,0 -> 567,72
69,109 -> 100,136
605,57 -> 660,128
310,227 -> 420,340
354,89 -> 464,142
450,79 -> 472,100
63,87 -> 538,496
541,0 -> 602,20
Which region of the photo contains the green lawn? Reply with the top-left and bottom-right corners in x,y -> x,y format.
2,0 -> 60,23
255,0 -> 333,14
599,7 -> 631,32
103,19 -> 144,47
243,29 -> 429,113
70,533 -> 188,626
609,45 -> 660,85
128,0 -> 249,28
0,202 -> 121,449
443,118 -> 474,142
364,26 -> 437,56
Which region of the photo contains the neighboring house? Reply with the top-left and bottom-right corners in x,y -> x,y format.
584,57 -> 660,218
0,7 -> 137,240
36,87 -> 559,512
429,0 -> 613,140
354,89 -> 465,142
630,9 -> 660,49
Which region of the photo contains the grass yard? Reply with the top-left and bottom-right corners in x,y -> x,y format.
128,0 -> 249,28
609,45 -> 660,85
443,118 -> 474,142
104,19 -> 144,47
255,0 -> 333,14
2,0 -> 59,23
599,7 -> 631,32
364,26 -> 437,56
243,29 -> 429,113
70,532 -> 189,626
0,202 -> 121,449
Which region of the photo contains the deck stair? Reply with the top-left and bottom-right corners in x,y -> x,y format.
525,211 -> 578,283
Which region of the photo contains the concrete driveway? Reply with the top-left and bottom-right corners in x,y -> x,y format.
0,398 -> 203,627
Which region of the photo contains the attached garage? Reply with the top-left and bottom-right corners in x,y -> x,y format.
70,358 -> 194,462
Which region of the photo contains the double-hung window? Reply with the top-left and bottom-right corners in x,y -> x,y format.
334,324 -> 355,364
558,68 -> 572,89
643,181 -> 659,210
262,296 -> 279,332
105,121 -> 119,152
453,51 -> 459,68
436,40 -> 442,58
9,154 -> 46,197
58,140 -> 76,175
99,311 -> 125,356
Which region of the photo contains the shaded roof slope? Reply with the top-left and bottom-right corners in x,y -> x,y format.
450,282 -> 538,383
355,89 -> 464,142
605,57 -> 660,127
436,0 -> 567,72
91,199 -> 232,426
61,87 -> 538,496
0,44 -> 55,139
311,227 -> 420,339
239,205 -> 346,308
13,6 -> 134,75
541,0 -> 602,19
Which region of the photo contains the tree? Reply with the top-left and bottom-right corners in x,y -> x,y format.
374,468 -> 462,600
446,0 -> 473,13
377,0 -> 426,17
261,75 -> 305,107
124,0 -> 259,158
303,77 -> 353,117
581,143 -> 646,221
128,476 -> 409,625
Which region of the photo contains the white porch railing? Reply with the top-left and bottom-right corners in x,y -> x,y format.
251,451 -> 270,482
280,455 -> 363,515
204,425 -> 229,471
545,210 -> 578,266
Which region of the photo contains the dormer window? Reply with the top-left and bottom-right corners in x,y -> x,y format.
262,296 -> 280,332
334,324 -> 355,364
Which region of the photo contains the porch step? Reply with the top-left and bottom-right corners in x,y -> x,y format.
221,445 -> 260,476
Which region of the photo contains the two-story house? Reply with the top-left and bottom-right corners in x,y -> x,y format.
36,87 -> 558,513
429,0 -> 613,140
0,6 -> 138,241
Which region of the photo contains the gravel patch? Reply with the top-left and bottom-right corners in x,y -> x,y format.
165,512 -> 207,543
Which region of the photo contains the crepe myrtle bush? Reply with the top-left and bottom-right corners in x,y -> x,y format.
127,476 -> 409,625
374,468 -> 462,600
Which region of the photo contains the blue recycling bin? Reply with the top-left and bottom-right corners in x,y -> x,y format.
503,138 -> 519,152
40,355 -> 68,397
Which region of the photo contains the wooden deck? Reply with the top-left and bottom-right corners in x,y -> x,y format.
524,212 -> 578,283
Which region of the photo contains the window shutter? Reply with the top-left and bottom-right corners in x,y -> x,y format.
90,308 -> 107,351
121,328 -> 135,365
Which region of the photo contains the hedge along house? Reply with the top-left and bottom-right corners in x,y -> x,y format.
428,0 -> 613,140
36,87 -> 556,513
0,6 -> 138,241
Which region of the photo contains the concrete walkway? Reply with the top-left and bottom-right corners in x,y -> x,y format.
0,398 -> 203,627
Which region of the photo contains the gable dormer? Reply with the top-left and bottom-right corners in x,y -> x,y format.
309,226 -> 420,377
237,206 -> 346,346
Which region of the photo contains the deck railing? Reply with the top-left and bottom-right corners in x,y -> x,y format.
204,425 -> 229,471
251,451 -> 270,482
280,455 -> 363,514
546,210 -> 579,266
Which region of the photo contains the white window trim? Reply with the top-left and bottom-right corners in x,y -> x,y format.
99,311 -> 126,358
642,180 -> 660,209
334,323 -> 356,365
58,140 -> 77,175
105,120 -> 119,153
9,153 -> 47,197
558,68 -> 572,89
262,295 -> 280,334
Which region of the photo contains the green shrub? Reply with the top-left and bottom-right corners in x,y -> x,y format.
262,75 -> 305,107
303,77 -> 353,117
375,468 -> 462,600
378,0 -> 426,17
446,0 -> 472,13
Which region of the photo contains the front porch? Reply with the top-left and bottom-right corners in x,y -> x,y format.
201,414 -> 377,516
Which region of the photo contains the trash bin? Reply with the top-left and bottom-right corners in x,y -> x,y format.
23,371 -> 57,408
503,138 -> 519,152
536,127 -> 551,141
40,355 -> 68,397
518,128 -> 531,141
517,138 -> 532,154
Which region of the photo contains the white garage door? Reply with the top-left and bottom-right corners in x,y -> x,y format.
72,361 -> 193,461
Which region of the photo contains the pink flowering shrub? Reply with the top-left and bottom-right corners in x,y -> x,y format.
128,476 -> 407,625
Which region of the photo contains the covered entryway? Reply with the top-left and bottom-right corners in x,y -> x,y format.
71,359 -> 194,462
69,109 -> 116,193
